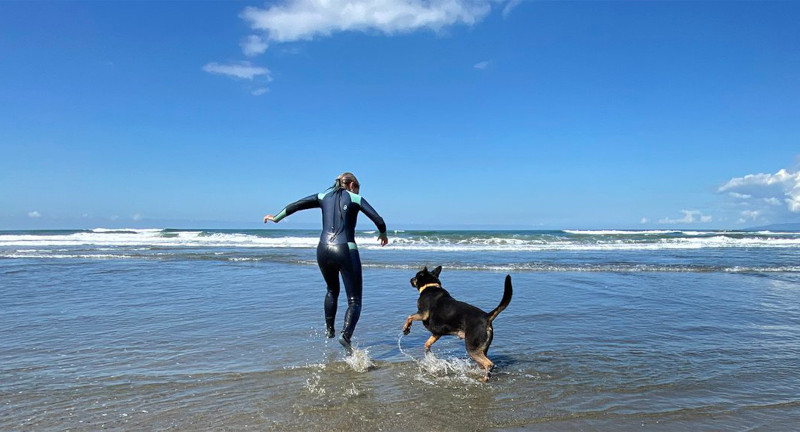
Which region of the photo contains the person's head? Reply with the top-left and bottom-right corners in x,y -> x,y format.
335,172 -> 360,193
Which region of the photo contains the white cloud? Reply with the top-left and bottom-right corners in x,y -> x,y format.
132,214 -> 143,221
719,168 -> 800,215
208,1 -> 513,94
473,60 -> 489,70
739,210 -> 760,223
240,0 -> 499,43
658,210 -> 712,225
640,217 -> 649,224
241,35 -> 269,57
28,211 -> 41,218
502,0 -> 521,18
203,61 -> 271,80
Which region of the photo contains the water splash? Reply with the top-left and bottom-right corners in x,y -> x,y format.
398,334 -> 482,384
344,383 -> 362,397
304,369 -> 327,396
416,352 -> 482,384
344,347 -> 374,373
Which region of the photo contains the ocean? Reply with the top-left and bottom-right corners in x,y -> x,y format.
2,228 -> 799,431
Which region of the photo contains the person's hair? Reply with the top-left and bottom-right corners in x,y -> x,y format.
333,172 -> 359,190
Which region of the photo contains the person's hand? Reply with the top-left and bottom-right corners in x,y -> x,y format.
378,233 -> 388,246
264,214 -> 276,224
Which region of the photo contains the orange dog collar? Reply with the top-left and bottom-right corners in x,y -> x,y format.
418,283 -> 441,294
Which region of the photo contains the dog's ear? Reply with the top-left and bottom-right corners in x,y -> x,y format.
432,266 -> 442,277
422,266 -> 428,273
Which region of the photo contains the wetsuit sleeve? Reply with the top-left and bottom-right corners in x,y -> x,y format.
359,197 -> 387,234
272,194 -> 319,222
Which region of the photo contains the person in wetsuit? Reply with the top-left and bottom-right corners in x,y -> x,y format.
264,172 -> 388,354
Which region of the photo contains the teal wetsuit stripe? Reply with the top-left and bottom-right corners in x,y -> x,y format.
346,191 -> 362,206
273,208 -> 288,222
347,242 -> 358,250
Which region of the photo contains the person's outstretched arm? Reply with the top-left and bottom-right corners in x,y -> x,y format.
264,194 -> 319,224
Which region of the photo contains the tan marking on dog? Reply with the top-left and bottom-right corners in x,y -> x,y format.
402,311 -> 429,334
424,334 -> 441,351
468,350 -> 495,382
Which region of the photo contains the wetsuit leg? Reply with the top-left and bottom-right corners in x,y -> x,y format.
316,244 -> 341,338
339,248 -> 363,340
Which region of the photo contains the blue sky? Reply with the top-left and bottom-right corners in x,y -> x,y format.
1,0 -> 799,230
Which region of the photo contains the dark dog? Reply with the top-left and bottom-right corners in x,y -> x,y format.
402,266 -> 512,381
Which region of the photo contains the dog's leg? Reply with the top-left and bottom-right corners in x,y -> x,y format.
424,334 -> 440,352
483,326 -> 494,356
468,350 -> 494,382
402,312 -> 427,335
401,314 -> 418,334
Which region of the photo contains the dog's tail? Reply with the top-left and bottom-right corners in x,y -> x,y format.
487,275 -> 513,323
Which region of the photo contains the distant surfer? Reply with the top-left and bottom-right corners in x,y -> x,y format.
264,172 -> 388,354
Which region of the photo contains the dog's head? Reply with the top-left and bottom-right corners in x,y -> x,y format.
410,266 -> 442,291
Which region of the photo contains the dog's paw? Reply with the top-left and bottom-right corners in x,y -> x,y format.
402,327 -> 410,335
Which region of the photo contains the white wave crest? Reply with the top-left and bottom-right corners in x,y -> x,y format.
365,235 -> 800,252
564,229 -> 681,235
0,230 -> 318,249
2,229 -> 800,252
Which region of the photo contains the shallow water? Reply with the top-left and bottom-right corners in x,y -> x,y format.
2,229 -> 800,430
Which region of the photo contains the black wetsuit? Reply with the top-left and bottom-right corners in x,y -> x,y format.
272,187 -> 387,341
